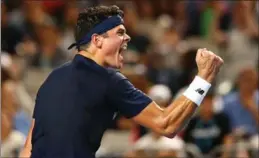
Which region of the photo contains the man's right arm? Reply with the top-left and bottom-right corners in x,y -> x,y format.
132,49 -> 224,137
132,94 -> 198,137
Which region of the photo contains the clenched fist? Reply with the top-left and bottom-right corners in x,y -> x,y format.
196,48 -> 224,83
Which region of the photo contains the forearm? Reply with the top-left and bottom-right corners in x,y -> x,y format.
161,76 -> 211,137
162,95 -> 197,137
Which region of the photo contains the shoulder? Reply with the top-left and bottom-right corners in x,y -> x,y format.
107,68 -> 128,84
44,61 -> 72,81
36,62 -> 72,93
52,61 -> 72,74
107,68 -> 127,79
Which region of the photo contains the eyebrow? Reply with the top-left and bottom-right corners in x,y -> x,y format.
117,28 -> 126,33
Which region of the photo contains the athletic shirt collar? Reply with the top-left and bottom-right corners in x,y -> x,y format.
73,54 -> 108,75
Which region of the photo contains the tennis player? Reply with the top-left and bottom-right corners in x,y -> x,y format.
20,5 -> 223,158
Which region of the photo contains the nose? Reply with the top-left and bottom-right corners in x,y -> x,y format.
124,33 -> 131,43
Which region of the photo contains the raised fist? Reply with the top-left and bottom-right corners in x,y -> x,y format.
196,48 -> 224,83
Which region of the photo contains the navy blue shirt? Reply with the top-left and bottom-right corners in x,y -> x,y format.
31,54 -> 152,158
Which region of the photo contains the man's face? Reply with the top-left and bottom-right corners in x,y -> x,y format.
101,25 -> 131,69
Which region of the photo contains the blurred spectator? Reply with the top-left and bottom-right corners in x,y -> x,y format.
126,131 -> 185,158
126,84 -> 185,158
170,1 -> 189,38
42,1 -> 64,16
1,67 -> 30,157
1,3 -> 25,55
21,1 -> 53,40
185,1 -> 202,37
135,0 -> 158,42
221,68 -> 258,136
178,49 -> 198,89
183,88 -> 232,156
7,0 -> 25,29
122,4 -> 151,55
199,1 -> 231,45
30,23 -> 68,70
1,52 -> 36,117
146,47 -> 182,95
224,1 -> 259,82
1,53 -> 31,133
59,2 -> 78,58
156,27 -> 181,69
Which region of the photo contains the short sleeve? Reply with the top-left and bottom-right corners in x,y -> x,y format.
107,71 -> 152,118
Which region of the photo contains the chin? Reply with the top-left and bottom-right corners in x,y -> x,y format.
109,64 -> 122,69
114,61 -> 124,69
115,64 -> 123,69
118,62 -> 124,69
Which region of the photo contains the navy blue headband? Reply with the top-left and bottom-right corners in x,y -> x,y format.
68,15 -> 124,50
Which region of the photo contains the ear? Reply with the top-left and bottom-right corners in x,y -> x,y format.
91,34 -> 103,48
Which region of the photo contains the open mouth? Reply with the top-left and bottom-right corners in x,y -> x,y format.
119,45 -> 127,54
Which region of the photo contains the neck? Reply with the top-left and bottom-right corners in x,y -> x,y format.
78,50 -> 104,67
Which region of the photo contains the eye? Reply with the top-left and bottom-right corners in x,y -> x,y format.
117,29 -> 125,36
117,31 -> 124,36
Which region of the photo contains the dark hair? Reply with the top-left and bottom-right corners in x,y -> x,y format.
75,5 -> 124,51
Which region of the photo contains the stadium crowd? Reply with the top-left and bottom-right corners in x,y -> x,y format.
1,0 -> 258,157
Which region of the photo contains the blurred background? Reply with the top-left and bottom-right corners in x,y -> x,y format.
1,0 -> 258,157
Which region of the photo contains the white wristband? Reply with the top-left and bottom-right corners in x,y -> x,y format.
183,76 -> 211,106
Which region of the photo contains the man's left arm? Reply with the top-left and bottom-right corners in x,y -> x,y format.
19,119 -> 34,158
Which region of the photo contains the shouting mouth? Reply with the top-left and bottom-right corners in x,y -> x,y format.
119,45 -> 127,54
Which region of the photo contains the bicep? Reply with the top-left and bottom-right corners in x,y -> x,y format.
133,95 -> 198,137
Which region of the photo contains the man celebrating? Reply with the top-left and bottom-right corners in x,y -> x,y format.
20,5 -> 223,158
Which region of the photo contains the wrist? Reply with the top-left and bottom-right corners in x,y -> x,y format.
197,72 -> 214,83
183,76 -> 212,106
